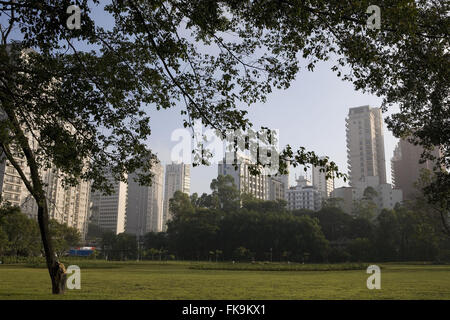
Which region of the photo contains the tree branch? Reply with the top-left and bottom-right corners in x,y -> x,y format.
128,0 -> 221,133
0,139 -> 34,195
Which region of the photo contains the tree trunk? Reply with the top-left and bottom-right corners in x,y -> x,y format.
439,209 -> 450,237
1,93 -> 67,294
36,199 -> 66,294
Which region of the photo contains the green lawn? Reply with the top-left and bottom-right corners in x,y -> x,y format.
0,261 -> 449,299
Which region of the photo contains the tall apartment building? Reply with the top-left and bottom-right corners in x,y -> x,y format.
163,162 -> 190,229
0,134 -> 91,239
0,156 -> 26,208
331,105 -> 402,215
125,161 -> 164,235
346,106 -> 386,186
312,157 -> 335,198
391,138 -> 442,201
286,176 -> 322,211
20,168 -> 91,238
90,173 -> 128,234
218,152 -> 269,201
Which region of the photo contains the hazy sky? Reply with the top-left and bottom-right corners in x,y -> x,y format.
2,3 -> 400,195
148,58 -> 399,195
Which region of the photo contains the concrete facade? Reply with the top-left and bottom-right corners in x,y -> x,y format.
90,173 -> 128,235
286,176 -> 322,211
125,161 -> 164,235
163,162 -> 190,229
346,106 -> 386,186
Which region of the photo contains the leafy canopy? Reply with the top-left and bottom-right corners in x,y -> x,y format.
0,0 -> 447,198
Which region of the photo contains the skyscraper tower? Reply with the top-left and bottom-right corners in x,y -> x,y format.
162,162 -> 190,229
90,172 -> 128,235
346,105 -> 386,186
125,161 -> 164,235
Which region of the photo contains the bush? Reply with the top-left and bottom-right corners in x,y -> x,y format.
348,238 -> 374,262
0,256 -> 45,265
327,247 -> 351,263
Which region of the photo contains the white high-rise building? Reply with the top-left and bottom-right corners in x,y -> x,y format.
335,105 -> 400,215
90,173 -> 128,234
312,157 -> 335,198
125,161 -> 164,235
286,176 -> 322,211
346,106 -> 386,186
218,152 -> 269,200
163,162 -> 190,229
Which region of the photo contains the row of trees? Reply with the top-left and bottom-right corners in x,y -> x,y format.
0,205 -> 81,259
98,231 -> 174,261
98,175 -> 450,263
298,203 -> 450,262
164,197 -> 449,263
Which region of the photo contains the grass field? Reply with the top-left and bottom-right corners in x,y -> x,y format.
0,260 -> 449,299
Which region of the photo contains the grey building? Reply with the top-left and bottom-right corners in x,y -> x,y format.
163,162 -> 190,229
90,173 -> 128,235
125,161 -> 164,235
